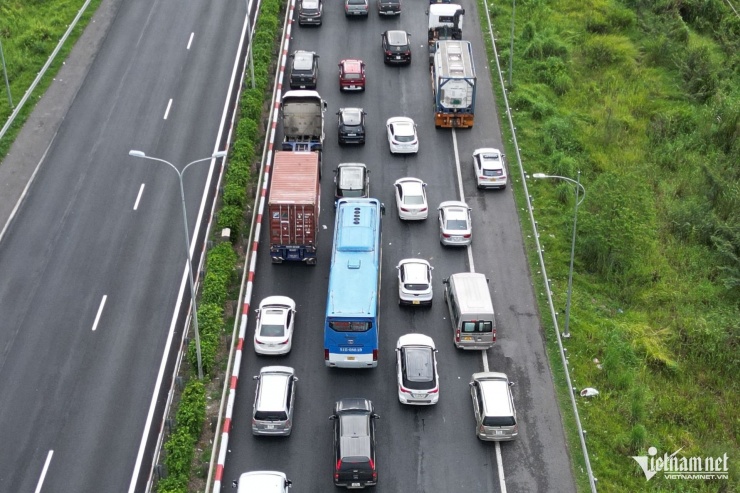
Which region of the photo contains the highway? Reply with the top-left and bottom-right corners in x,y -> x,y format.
221,2 -> 576,492
0,1 -> 249,491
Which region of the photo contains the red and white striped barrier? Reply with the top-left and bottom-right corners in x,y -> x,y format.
211,1 -> 295,491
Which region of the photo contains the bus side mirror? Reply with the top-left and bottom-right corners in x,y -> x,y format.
380,203 -> 386,215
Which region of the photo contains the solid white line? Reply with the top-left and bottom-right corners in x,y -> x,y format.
451,128 -> 476,273
187,32 -> 194,50
495,442 -> 508,493
482,352 -> 490,372
91,295 -> 107,331
163,99 -> 173,120
34,450 -> 53,493
133,183 -> 145,210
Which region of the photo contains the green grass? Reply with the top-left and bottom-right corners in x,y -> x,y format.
478,0 -> 739,491
0,0 -> 102,159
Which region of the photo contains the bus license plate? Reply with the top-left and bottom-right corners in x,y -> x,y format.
347,356 -> 356,361
412,300 -> 420,305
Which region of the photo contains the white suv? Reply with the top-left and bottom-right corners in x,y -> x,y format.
396,258 -> 433,306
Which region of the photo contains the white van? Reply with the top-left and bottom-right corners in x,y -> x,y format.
443,272 -> 496,349
237,471 -> 292,492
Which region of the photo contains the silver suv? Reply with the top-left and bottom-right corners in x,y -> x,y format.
252,366 -> 298,436
469,372 -> 518,441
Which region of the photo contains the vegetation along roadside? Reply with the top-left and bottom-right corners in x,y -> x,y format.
479,0 -> 739,491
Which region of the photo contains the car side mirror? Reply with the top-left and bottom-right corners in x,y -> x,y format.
323,101 -> 328,110
509,381 -> 516,387
293,377 -> 299,382
372,414 -> 380,420
443,277 -> 449,284
329,415 -> 337,420
286,479 -> 293,487
425,9 -> 428,14
253,375 -> 259,380
380,203 -> 386,215
232,479 -> 238,488
469,382 -> 474,387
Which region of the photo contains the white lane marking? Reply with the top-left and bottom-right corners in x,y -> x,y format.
34,450 -> 53,493
482,352 -> 490,372
163,99 -> 173,120
451,128 -> 476,273
495,442 -> 508,493
133,183 -> 145,210
91,295 -> 107,331
187,32 -> 194,50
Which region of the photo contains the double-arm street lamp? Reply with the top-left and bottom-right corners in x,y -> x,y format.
532,171 -> 586,338
128,149 -> 227,379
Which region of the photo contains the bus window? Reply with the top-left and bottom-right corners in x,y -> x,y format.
330,321 -> 371,332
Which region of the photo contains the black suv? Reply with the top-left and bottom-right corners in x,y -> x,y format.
377,0 -> 401,15
298,0 -> 323,25
330,398 -> 379,489
337,107 -> 366,145
289,50 -> 319,89
381,30 -> 411,65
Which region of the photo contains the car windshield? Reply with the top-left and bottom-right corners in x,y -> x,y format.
446,219 -> 468,230
343,73 -> 362,80
483,169 -> 504,177
293,53 -> 314,71
341,110 -> 363,125
404,194 -> 424,205
483,416 -> 516,427
348,0 -> 366,4
259,323 -> 285,337
303,0 -> 320,8
404,282 -> 429,291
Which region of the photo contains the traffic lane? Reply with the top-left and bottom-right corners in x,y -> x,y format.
0,0 -> 244,490
451,1 -> 578,490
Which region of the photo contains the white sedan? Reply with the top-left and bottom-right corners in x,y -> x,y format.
396,334 -> 439,405
386,117 -> 419,154
473,148 -> 507,189
254,296 -> 296,355
396,258 -> 433,306
438,200 -> 472,246
393,177 -> 428,220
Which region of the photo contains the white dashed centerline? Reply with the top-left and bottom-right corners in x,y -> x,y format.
91,295 -> 107,331
163,99 -> 173,120
187,32 -> 194,50
133,183 -> 145,210
34,450 -> 53,493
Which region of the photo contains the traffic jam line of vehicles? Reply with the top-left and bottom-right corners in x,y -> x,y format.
232,0 -> 514,489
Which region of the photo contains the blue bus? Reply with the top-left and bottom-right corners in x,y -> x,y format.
324,198 -> 383,368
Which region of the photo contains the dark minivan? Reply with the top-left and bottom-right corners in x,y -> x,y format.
330,398 -> 379,489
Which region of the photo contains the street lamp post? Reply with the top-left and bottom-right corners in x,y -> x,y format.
532,171 -> 586,338
245,0 -> 255,89
0,39 -> 12,108
128,149 -> 227,379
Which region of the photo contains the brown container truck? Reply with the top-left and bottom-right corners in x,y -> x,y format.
268,151 -> 321,265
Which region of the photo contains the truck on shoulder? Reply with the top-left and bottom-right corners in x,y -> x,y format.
280,90 -> 327,175
268,151 -> 321,265
431,40 -> 476,128
427,3 -> 464,64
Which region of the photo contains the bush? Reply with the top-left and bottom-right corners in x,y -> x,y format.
678,43 -> 719,102
581,34 -> 636,69
216,205 -> 244,242
177,380 -> 206,437
163,428 -> 195,483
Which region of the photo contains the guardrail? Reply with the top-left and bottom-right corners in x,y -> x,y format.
0,0 -> 94,141
479,1 -> 598,491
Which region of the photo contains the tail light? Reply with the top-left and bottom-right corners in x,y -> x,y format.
463,234 -> 471,238
324,349 -> 329,360
429,387 -> 439,393
385,50 -> 393,56
399,385 -> 411,394
372,349 -> 378,361
334,460 -> 341,480
370,458 -> 377,481
255,338 -> 264,345
420,207 -> 428,212
455,329 -> 460,342
400,207 -> 410,212
442,233 -> 451,238
278,339 -> 289,345
493,330 -> 497,342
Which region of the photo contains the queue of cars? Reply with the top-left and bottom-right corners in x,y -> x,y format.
236,1 -> 516,488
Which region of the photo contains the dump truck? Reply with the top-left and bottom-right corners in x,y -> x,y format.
428,3 -> 464,64
432,40 -> 476,128
268,151 -> 321,265
280,90 -> 327,176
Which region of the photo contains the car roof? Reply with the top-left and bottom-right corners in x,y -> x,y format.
472,372 -> 514,417
336,397 -> 372,414
340,59 -> 363,72
292,51 -> 315,70
338,164 -> 367,190
238,471 -> 288,492
256,367 -> 294,411
340,108 -> 364,125
399,261 -> 431,284
395,177 -> 424,194
397,333 -> 435,349
259,296 -> 294,309
385,30 -> 409,45
388,118 -> 415,136
302,0 -> 320,7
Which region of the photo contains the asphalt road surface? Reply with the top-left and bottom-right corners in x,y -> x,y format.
0,1 -> 249,491
221,2 -> 576,492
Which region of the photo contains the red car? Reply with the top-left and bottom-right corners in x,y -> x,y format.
338,59 -> 366,91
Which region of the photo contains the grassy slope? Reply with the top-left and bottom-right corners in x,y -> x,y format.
0,0 -> 101,158
480,0 -> 739,491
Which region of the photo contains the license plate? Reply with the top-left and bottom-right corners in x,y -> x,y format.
347,133 -> 356,136
349,85 -> 356,89
351,483 -> 361,487
396,56 -> 402,59
413,394 -> 425,398
266,424 -> 275,429
412,300 -> 420,305
462,336 -> 472,341
347,356 -> 355,361
495,430 -> 503,435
